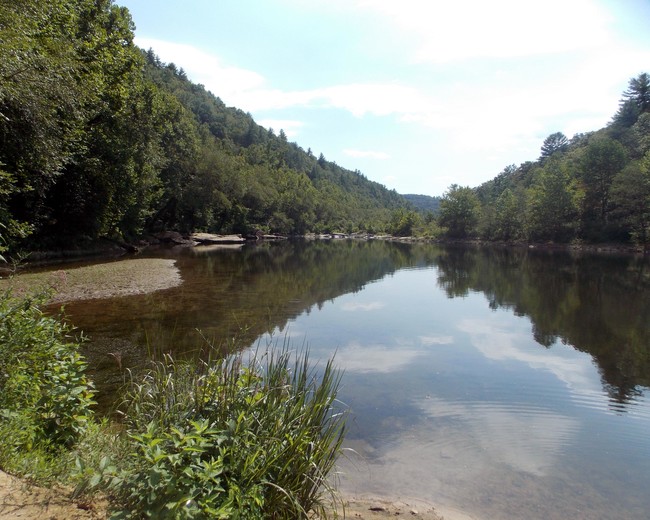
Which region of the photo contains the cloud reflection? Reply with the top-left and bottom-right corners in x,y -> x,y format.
340,301 -> 386,311
419,335 -> 454,346
336,341 -> 423,373
417,397 -> 579,476
457,317 -> 604,408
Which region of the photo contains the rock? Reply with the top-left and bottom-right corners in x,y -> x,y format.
190,233 -> 246,244
155,231 -> 192,245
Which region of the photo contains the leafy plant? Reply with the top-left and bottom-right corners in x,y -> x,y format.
109,346 -> 347,519
0,289 -> 95,463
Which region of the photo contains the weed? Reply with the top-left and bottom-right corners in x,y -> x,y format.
109,345 -> 346,519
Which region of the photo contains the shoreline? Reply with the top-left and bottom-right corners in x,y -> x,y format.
0,469 -> 462,520
1,233 -> 645,275
0,258 -> 474,519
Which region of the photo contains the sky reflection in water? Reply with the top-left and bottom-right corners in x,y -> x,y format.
263,266 -> 650,520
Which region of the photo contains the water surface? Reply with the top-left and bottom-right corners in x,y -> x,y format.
53,241 -> 650,520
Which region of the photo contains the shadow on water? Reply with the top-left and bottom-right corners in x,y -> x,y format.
434,244 -> 650,408
48,240 -> 649,413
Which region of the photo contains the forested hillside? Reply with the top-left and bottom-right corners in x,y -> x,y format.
403,194 -> 441,214
436,73 -> 650,246
0,0 -> 407,258
2,0 -> 647,259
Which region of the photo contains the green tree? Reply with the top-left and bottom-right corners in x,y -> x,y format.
612,72 -> 650,128
526,159 -> 582,242
389,209 -> 420,237
438,184 -> 480,238
540,132 -> 569,160
623,72 -> 650,114
580,137 -> 627,235
494,188 -> 523,240
609,153 -> 650,247
0,0 -> 87,231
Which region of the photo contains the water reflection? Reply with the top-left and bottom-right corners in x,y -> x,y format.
35,240 -> 650,519
457,317 -> 607,413
335,341 -> 426,373
432,245 -> 650,406
416,397 -> 580,477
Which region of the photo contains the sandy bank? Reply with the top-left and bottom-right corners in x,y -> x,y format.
0,258 -> 182,304
0,470 -> 456,520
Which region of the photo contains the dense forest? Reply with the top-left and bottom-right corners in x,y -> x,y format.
0,0 -> 407,258
1,0 -> 648,260
435,73 -> 650,246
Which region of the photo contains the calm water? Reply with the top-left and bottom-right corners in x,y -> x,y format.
54,241 -> 650,520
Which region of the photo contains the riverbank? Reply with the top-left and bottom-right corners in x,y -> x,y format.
0,258 -> 458,520
0,257 -> 182,304
0,469 -> 454,520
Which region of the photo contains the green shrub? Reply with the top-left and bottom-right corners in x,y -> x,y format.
110,347 -> 347,519
0,290 -> 96,463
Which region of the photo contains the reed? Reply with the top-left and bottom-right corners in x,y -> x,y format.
110,343 -> 347,519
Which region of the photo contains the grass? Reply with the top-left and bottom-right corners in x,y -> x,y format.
0,287 -> 348,519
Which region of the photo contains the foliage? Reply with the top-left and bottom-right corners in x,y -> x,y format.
389,209 -> 421,237
107,347 -> 346,519
438,185 -> 480,239
402,194 -> 441,214
540,132 -> 569,159
1,0 -> 648,248
462,71 -> 650,246
609,152 -> 650,246
0,0 -> 407,256
525,158 -> 583,242
0,289 -> 95,473
0,286 -> 348,517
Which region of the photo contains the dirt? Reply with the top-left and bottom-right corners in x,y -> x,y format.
0,471 -> 449,520
0,258 -> 182,304
0,471 -> 108,519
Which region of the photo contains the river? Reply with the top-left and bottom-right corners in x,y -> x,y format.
50,240 -> 650,520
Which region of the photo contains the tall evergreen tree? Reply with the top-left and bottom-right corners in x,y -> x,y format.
540,132 -> 569,159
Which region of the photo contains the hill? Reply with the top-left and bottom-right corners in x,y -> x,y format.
0,0 -> 407,257
436,73 -> 650,245
403,194 -> 441,214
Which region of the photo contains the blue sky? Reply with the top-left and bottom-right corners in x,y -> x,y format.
118,0 -> 650,196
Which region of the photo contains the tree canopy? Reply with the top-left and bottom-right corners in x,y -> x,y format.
1,1 -> 648,254
0,0 -> 408,256
437,72 -> 650,247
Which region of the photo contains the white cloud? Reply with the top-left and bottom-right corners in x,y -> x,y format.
336,341 -> 423,373
419,335 -> 453,346
343,149 -> 391,160
136,37 -> 265,102
354,0 -> 611,63
135,36 -> 643,156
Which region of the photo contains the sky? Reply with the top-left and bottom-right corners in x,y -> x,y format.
117,0 -> 650,197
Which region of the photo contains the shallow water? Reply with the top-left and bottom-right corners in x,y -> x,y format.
49,241 -> 650,520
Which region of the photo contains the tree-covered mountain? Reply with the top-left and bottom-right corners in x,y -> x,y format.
403,194 -> 441,214
0,0 -> 407,257
436,73 -> 650,246
2,0 -> 647,258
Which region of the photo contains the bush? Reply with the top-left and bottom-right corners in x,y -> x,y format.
0,289 -> 95,479
109,347 -> 347,519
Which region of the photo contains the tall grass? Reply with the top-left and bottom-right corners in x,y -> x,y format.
0,287 -> 348,518
110,344 -> 347,519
